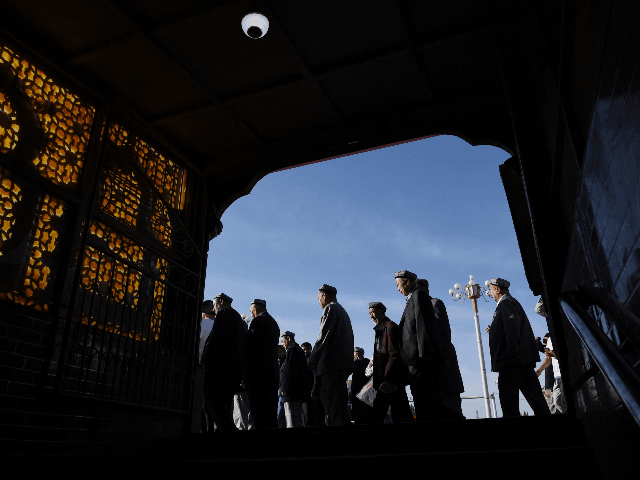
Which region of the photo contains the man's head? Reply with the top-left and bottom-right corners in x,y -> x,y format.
202,300 -> 214,319
277,345 -> 286,361
368,302 -> 386,324
301,342 -> 312,358
416,278 -> 429,296
318,284 -> 337,309
249,299 -> 267,318
213,293 -> 233,313
281,331 -> 295,349
354,347 -> 364,360
487,278 -> 510,302
395,270 -> 417,296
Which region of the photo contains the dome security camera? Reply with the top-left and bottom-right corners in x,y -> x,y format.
242,12 -> 269,39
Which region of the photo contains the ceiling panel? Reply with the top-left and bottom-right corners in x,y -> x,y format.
319,54 -> 425,121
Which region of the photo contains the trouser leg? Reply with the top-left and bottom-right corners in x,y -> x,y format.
320,369 -> 350,426
519,365 -> 551,416
388,388 -> 415,423
247,381 -> 278,429
497,366 -> 522,417
409,369 -> 456,421
550,378 -> 567,414
368,391 -> 391,424
284,399 -> 304,428
204,375 -> 238,432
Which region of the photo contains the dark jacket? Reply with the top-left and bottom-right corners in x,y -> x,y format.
244,311 -> 280,386
201,306 -> 247,381
488,293 -> 541,372
309,302 -> 355,376
372,317 -> 406,389
431,297 -> 464,394
281,342 -> 310,402
399,288 -> 446,370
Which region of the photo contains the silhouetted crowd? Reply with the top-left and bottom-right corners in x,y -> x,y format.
199,271 -> 554,431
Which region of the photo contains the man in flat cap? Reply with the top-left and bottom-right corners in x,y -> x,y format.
395,271 -> 454,421
244,299 -> 280,429
308,284 -> 355,426
200,293 -> 247,431
350,347 -> 373,424
486,278 -> 550,417
280,331 -> 309,428
368,302 -> 414,423
417,279 -> 465,418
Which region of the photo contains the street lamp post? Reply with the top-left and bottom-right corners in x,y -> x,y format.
449,275 -> 493,418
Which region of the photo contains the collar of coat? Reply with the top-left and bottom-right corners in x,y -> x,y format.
373,317 -> 391,331
406,285 -> 420,302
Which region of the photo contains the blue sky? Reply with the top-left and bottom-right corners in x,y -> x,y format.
202,134 -> 550,419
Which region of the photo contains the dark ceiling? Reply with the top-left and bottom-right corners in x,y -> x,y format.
0,0 -> 522,181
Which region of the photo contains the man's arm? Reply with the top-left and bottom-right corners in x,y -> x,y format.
536,353 -> 552,376
308,305 -> 336,366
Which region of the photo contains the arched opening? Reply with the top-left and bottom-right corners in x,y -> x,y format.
202,134 -> 547,420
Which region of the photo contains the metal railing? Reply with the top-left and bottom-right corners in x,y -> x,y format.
558,291 -> 640,428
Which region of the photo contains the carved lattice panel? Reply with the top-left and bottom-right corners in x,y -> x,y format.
0,46 -> 95,187
0,92 -> 19,153
101,124 -> 191,252
0,165 -> 21,252
0,167 -> 66,311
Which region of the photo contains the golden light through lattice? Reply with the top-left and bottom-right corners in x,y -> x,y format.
0,93 -> 19,153
0,194 -> 65,311
0,167 -> 22,253
0,46 -> 95,187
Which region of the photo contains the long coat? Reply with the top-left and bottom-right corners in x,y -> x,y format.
488,293 -> 541,372
244,311 -> 280,386
309,302 -> 355,376
398,288 -> 446,371
431,297 -> 464,394
201,306 -> 247,382
372,317 -> 407,389
281,342 -> 310,402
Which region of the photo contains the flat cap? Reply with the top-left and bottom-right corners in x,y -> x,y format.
488,278 -> 510,288
251,299 -> 266,306
202,300 -> 214,312
214,292 -> 233,303
369,302 -> 386,312
319,284 -> 337,294
282,331 -> 295,338
416,278 -> 429,287
395,270 -> 417,281
354,347 -> 364,354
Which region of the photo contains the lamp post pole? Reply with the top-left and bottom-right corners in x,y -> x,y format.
450,275 -> 492,418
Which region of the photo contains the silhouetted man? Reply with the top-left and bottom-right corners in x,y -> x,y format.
486,278 -> 550,417
417,278 -> 465,418
308,284 -> 354,426
351,347 -> 373,424
368,302 -> 414,424
201,293 -> 247,431
301,342 -> 325,427
395,270 -> 454,421
244,299 -> 280,429
281,331 -> 309,428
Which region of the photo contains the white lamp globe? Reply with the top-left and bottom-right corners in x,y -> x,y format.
242,12 -> 269,39
454,283 -> 461,290
456,293 -> 462,300
485,280 -> 491,287
449,289 -> 455,295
